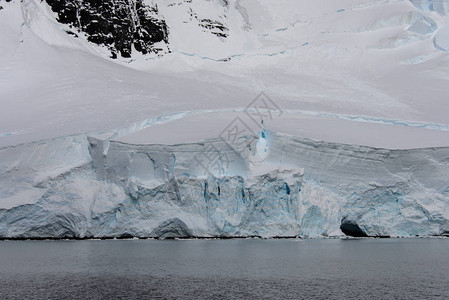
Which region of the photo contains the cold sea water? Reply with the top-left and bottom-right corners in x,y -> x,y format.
0,238 -> 448,299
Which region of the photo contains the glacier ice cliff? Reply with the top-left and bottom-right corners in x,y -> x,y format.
1,129 -> 449,239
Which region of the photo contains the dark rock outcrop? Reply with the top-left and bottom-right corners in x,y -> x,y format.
45,0 -> 169,58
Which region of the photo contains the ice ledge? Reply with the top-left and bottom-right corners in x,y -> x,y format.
1,125 -> 449,238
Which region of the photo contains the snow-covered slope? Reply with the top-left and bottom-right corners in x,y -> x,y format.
2,0 -> 449,148
0,0 -> 449,238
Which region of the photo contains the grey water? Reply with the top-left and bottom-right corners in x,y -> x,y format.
0,239 -> 448,299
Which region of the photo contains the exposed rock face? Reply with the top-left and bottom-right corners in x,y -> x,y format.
39,0 -> 233,59
45,0 -> 169,58
168,0 -> 230,39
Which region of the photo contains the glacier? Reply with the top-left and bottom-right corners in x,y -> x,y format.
1,124 -> 448,239
1,0 -> 449,239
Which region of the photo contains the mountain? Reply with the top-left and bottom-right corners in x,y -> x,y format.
0,0 -> 449,238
